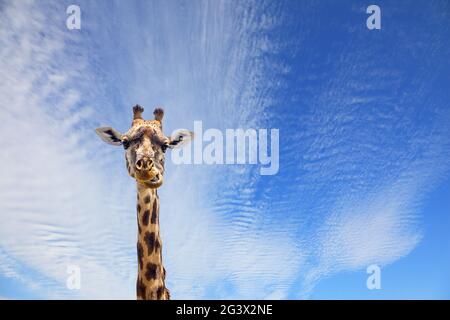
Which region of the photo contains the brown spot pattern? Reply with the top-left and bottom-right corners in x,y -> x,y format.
156,286 -> 164,299
136,278 -> 146,298
142,209 -> 150,226
137,242 -> 144,270
144,232 -> 156,255
145,262 -> 158,280
151,199 -> 158,224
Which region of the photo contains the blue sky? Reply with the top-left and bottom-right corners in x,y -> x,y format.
0,0 -> 449,299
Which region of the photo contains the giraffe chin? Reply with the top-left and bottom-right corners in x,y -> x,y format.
135,169 -> 164,189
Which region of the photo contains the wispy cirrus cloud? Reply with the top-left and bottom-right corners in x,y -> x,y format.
0,0 -> 135,298
0,0 -> 297,299
1,0 -> 449,300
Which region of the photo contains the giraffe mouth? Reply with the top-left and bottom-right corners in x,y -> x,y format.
135,167 -> 164,188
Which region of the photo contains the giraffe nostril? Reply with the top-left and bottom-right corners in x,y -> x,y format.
136,158 -> 154,171
136,159 -> 143,170
147,159 -> 154,169
142,159 -> 153,170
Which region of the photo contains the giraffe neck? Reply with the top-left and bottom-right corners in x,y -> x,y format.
136,182 -> 169,300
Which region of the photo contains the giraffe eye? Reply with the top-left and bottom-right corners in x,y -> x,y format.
122,139 -> 130,150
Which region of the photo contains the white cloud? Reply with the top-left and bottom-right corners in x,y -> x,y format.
0,0 -> 295,299
0,1 -> 134,299
1,0 -> 449,300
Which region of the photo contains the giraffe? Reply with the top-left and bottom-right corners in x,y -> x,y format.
95,105 -> 193,300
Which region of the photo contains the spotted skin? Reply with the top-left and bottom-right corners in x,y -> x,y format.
136,278 -> 146,300
136,184 -> 168,300
137,242 -> 144,270
145,262 -> 158,280
142,209 -> 150,226
151,199 -> 158,224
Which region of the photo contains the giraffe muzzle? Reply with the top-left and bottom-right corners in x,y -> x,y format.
134,158 -> 163,188
136,168 -> 164,188
135,157 -> 154,171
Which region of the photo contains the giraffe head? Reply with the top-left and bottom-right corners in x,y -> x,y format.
95,105 -> 193,188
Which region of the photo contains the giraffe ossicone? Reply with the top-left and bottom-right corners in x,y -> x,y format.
95,105 -> 193,300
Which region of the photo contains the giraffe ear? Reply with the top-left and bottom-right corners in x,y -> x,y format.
166,129 -> 194,149
95,127 -> 123,146
153,107 -> 164,122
